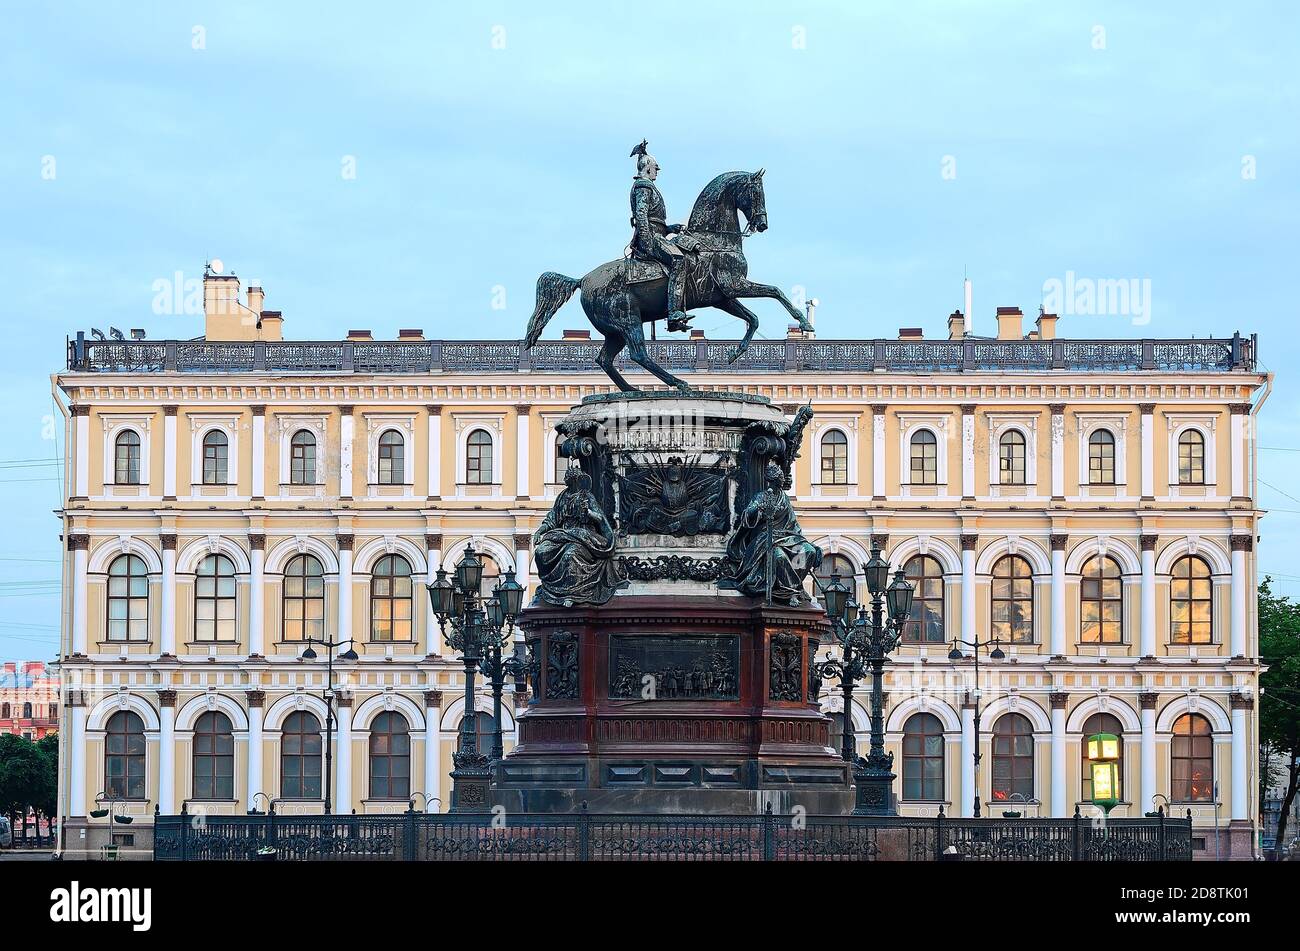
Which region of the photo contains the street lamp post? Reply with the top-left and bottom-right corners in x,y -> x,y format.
812,546 -> 914,816
299,636 -> 359,815
426,544 -> 524,812
946,633 -> 1005,819
479,570 -> 528,761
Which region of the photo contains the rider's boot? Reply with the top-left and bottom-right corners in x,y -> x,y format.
666,261 -> 692,329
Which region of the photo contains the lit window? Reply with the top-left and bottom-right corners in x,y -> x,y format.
1170,556 -> 1212,644
1080,556 -> 1123,643
370,554 -> 413,642
990,555 -> 1033,643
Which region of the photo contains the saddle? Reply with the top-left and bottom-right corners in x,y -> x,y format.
623,233 -> 705,286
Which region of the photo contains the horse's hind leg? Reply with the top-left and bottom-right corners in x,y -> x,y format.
596,334 -> 636,392
625,325 -> 690,391
716,297 -> 760,364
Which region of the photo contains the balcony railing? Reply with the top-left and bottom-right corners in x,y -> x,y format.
66,333 -> 1257,375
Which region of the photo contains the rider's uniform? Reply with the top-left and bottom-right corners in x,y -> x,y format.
630,176 -> 689,322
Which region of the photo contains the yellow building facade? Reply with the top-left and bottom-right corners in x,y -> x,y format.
53,276 -> 1267,858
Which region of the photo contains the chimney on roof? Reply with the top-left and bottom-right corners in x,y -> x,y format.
947,311 -> 966,340
398,329 -> 424,340
1036,310 -> 1058,340
347,329 -> 373,341
562,329 -> 590,340
689,329 -> 705,339
898,327 -> 923,340
247,284 -> 264,316
22,661 -> 42,676
996,307 -> 1023,340
203,265 -> 281,341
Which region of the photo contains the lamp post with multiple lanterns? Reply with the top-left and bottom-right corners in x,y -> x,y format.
813,546 -> 914,816
299,636 -> 359,814
946,633 -> 1005,818
426,544 -> 525,812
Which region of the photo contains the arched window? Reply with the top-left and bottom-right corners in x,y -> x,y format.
990,555 -> 1034,644
0,703 -> 7,718
370,554 -> 413,642
819,430 -> 849,485
466,429 -> 493,485
811,552 -> 858,607
194,553 -> 237,642
1172,713 -> 1213,802
1170,555 -> 1213,644
477,554 -> 501,601
22,702 -> 32,718
1178,430 -> 1205,485
377,430 -> 404,485
1081,712 -> 1125,802
369,711 -> 410,800
105,710 -> 146,800
280,711 -> 322,800
991,713 -> 1034,801
290,430 -> 316,485
902,713 -> 945,801
282,554 -> 325,642
1080,556 -> 1123,643
909,430 -> 938,485
106,554 -> 149,642
998,430 -> 1026,485
901,555 -> 944,643
457,711 -> 499,754
202,430 -> 229,484
114,430 -> 141,485
1088,430 -> 1115,485
192,711 -> 234,800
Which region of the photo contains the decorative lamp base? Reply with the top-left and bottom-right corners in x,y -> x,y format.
449,754 -> 493,814
851,761 -> 898,816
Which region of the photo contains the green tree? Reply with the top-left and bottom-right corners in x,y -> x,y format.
1259,577 -> 1300,857
0,733 -> 45,845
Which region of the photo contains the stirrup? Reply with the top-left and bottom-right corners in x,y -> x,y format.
666,311 -> 693,333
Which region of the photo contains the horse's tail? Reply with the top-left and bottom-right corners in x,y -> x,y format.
524,272 -> 581,350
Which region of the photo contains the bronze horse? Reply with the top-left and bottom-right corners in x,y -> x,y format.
525,170 -> 813,391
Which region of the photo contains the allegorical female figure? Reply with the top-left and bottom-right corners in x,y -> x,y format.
533,466 -> 624,606
722,462 -> 823,605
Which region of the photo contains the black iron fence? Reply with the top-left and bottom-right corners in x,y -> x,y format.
153,805 -> 1193,862
68,334 -> 1256,375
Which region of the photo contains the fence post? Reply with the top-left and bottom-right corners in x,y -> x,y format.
179,801 -> 189,862
935,803 -> 945,861
762,801 -> 775,862
404,805 -> 417,861
578,800 -> 590,862
1071,804 -> 1082,861
1157,806 -> 1166,861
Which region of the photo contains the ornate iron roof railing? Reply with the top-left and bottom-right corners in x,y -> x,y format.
66,332 -> 1257,375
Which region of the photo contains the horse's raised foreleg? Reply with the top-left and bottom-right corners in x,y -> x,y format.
596,335 -> 636,392
730,278 -> 813,331
716,297 -> 761,364
625,325 -> 691,392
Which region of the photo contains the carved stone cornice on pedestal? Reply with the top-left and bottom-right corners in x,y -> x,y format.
869,533 -> 889,552
71,405 -> 90,418
248,534 -> 266,551
424,689 -> 443,709
1229,402 -> 1252,416
1050,534 -> 1068,552
67,534 -> 90,552
870,403 -> 887,415
1140,534 -> 1159,552
1230,534 -> 1254,553
1048,403 -> 1066,415
1138,403 -> 1156,415
250,405 -> 266,417
426,405 -> 441,416
163,405 -> 178,417
1138,691 -> 1158,710
338,404 -> 354,416
246,690 -> 266,708
1229,692 -> 1254,710
425,533 -> 443,552
960,534 -> 978,552
336,534 -> 355,552
959,404 -> 977,415
513,533 -> 532,552
1049,691 -> 1069,710
158,690 -> 177,708
160,534 -> 178,551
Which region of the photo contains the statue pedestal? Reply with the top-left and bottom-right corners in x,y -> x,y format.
501,390 -> 854,815
495,596 -> 853,815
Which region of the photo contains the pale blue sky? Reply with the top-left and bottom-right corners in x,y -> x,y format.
1,1 -> 1297,661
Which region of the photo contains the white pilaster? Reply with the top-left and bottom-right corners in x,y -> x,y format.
162,408 -> 177,498
1140,538 -> 1157,657
160,538 -> 177,656
871,405 -> 886,498
69,704 -> 87,816
249,539 -> 265,656
1050,404 -> 1065,498
334,701 -> 352,814
960,537 -> 976,642
1230,537 -> 1248,657
426,407 -> 441,498
1050,538 -> 1066,656
158,698 -> 176,815
74,408 -> 89,498
424,694 -> 441,813
961,405 -> 975,499
339,407 -> 355,499
1230,406 -> 1246,498
1140,404 -> 1155,499
1050,695 -> 1067,817
251,408 -> 265,498
70,537 -> 89,655
1140,696 -> 1157,812
337,540 -> 354,646
515,405 -> 530,500
246,697 -> 264,809
425,542 -> 442,655
960,699 -> 976,818
1230,697 -> 1249,821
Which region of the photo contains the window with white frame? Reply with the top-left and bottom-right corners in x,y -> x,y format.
819,429 -> 849,485
377,430 -> 405,485
188,416 -> 239,492
1088,430 -> 1116,484
466,428 -> 493,484
998,431 -> 1026,485
114,430 -> 141,485
909,431 -> 937,485
1076,415 -> 1127,489
290,430 -> 317,485
101,416 -> 152,491
1165,416 -> 1217,491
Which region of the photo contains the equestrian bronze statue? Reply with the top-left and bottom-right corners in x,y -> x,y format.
524,141 -> 814,392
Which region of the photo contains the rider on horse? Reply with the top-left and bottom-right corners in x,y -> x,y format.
629,140 -> 695,332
